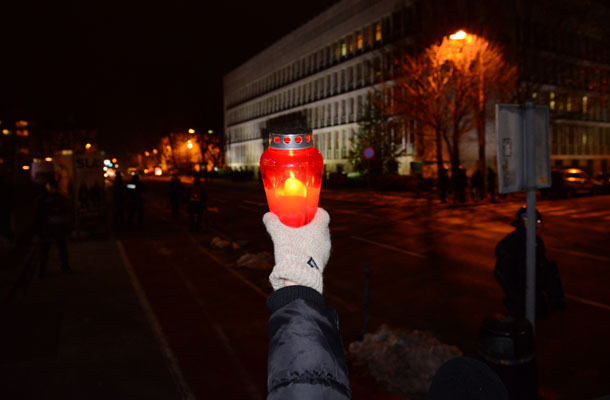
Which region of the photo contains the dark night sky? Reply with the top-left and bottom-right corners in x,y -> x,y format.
1,0 -> 335,157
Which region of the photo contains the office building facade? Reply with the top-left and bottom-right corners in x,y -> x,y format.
223,0 -> 610,176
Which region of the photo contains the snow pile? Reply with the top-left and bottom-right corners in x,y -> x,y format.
235,252 -> 274,270
349,324 -> 462,396
210,237 -> 231,249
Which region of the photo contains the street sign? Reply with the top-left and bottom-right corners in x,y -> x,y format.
496,104 -> 551,194
496,101 -> 551,331
363,147 -> 375,159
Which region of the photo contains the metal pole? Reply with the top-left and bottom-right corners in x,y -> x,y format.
524,100 -> 537,331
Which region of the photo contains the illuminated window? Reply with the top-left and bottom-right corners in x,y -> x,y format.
16,129 -> 29,137
341,40 -> 346,57
582,96 -> 588,113
566,96 -> 572,112
549,91 -> 556,110
375,22 -> 382,42
348,36 -> 354,53
356,32 -> 363,49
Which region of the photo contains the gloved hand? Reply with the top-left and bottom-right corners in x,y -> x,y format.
263,208 -> 331,294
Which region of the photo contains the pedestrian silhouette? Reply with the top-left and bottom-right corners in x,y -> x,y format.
494,207 -> 566,318
471,169 -> 484,202
438,167 -> 450,203
113,172 -> 125,226
187,177 -> 207,232
35,179 -> 72,276
169,174 -> 183,218
126,174 -> 144,229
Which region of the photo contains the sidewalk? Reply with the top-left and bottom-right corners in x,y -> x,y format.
0,239 -> 181,400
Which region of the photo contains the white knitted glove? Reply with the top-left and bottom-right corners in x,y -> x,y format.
263,208 -> 331,294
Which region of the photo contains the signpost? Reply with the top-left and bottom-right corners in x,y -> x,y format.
496,101 -> 550,330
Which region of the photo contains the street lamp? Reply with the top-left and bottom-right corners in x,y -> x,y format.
450,30 -> 466,40
187,140 -> 193,149
85,143 -> 92,150
188,128 -> 195,134
259,129 -> 323,227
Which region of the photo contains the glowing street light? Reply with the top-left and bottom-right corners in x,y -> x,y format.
85,143 -> 92,150
187,140 -> 193,149
152,149 -> 158,154
450,30 -> 467,40
2,129 -> 9,135
208,129 -> 213,134
45,157 -> 53,162
259,129 -> 323,227
112,158 -> 117,163
188,128 -> 196,134
144,151 -> 150,157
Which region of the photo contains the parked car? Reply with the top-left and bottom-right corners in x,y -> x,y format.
561,168 -> 595,196
592,173 -> 610,194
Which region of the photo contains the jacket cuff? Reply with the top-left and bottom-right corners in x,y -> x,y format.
267,285 -> 325,313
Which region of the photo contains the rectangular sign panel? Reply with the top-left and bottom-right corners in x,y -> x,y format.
495,104 -> 551,194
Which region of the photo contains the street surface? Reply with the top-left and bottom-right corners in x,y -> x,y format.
118,176 -> 610,399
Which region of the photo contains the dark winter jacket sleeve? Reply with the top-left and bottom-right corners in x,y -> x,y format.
266,286 -> 352,400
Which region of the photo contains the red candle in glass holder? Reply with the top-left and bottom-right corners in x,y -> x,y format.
260,129 -> 323,227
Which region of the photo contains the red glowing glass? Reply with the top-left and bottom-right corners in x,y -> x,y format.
260,131 -> 323,227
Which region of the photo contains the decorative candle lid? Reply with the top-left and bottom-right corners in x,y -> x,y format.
269,127 -> 313,150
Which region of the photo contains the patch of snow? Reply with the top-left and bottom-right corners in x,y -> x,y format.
349,324 -> 462,396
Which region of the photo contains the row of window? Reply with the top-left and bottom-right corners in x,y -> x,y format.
226,23 -> 384,108
535,91 -> 610,122
226,54 -> 399,126
551,124 -> 610,156
226,5 -> 419,108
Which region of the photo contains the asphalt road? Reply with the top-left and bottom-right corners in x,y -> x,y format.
118,176 -> 610,400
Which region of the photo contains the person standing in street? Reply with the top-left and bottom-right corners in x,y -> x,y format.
471,169 -> 484,202
113,172 -> 125,226
35,178 -> 72,277
487,167 -> 497,202
494,207 -> 566,318
187,177 -> 207,231
438,167 -> 450,204
126,173 -> 144,229
169,173 -> 183,219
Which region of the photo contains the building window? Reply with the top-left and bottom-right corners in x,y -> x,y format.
333,43 -> 339,61
582,96 -> 588,114
357,31 -> 363,50
341,40 -> 347,57
348,35 -> 354,53
375,22 -> 382,42
365,26 -> 372,47
549,91 -> 556,110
